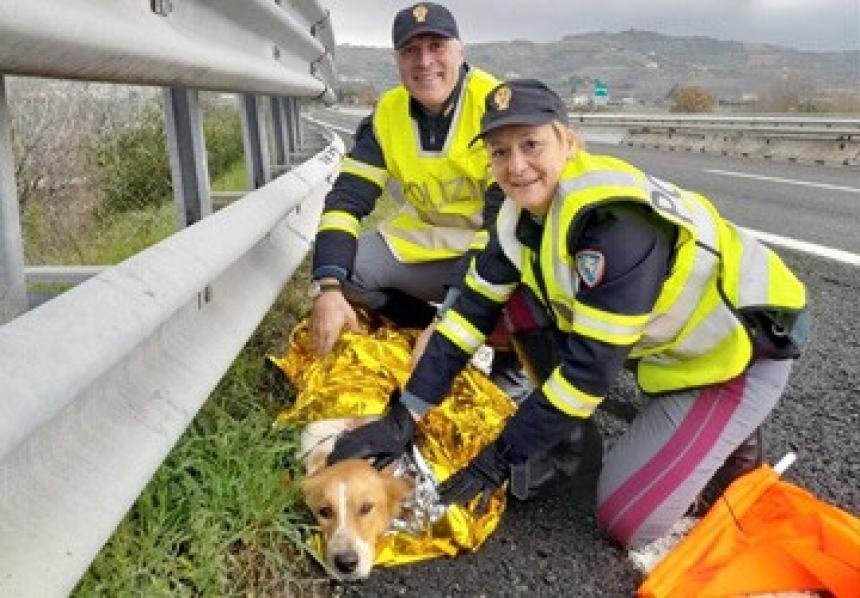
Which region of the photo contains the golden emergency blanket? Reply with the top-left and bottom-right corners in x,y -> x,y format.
270,316 -> 516,567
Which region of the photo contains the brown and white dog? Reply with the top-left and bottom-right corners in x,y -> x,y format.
299,418 -> 413,581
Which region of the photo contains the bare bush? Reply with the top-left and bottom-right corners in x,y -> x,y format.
338,79 -> 378,105
755,76 -> 816,112
823,91 -> 860,114
7,78 -> 156,209
7,78 -> 159,263
670,85 -> 715,113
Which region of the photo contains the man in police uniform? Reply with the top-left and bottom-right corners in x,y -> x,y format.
327,80 -> 810,550
309,3 -> 504,359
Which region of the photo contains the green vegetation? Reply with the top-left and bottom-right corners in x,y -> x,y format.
22,158 -> 245,269
40,107 -> 402,594
72,263 -> 332,597
67,179 -> 400,595
22,200 -> 176,266
88,101 -> 245,216
88,107 -> 172,215
23,102 -> 246,267
211,159 -> 247,193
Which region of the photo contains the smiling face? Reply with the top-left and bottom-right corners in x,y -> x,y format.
484,122 -> 576,216
395,34 -> 464,114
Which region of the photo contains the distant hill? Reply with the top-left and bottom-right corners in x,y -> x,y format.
334,29 -> 859,107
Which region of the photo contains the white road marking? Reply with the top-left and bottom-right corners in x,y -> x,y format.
692,167 -> 860,266
303,123 -> 859,266
706,169 -> 860,194
741,226 -> 860,267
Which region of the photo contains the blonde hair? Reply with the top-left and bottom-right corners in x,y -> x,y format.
550,120 -> 584,153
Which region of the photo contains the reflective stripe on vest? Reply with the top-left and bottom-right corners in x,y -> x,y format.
437,309 -> 486,354
721,223 -> 806,311
496,199 -> 524,270
318,209 -> 361,237
373,68 -> 499,263
495,150 -> 805,394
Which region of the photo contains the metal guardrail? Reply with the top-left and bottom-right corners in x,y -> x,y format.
0,1 -> 344,594
324,106 -> 860,139
570,113 -> 860,137
0,131 -> 344,596
0,0 -> 337,101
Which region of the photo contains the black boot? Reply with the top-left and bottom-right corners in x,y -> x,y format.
509,418 -> 603,500
688,428 -> 764,517
374,289 -> 437,329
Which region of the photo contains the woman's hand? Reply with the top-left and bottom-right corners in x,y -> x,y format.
409,319 -> 438,369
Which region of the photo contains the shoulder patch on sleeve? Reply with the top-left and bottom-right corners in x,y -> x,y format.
575,249 -> 605,288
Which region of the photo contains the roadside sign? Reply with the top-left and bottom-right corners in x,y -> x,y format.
593,80 -> 609,106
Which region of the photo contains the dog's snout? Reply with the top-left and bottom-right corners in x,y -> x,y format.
334,550 -> 359,574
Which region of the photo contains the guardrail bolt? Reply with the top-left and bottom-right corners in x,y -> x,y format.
197,286 -> 212,309
273,45 -> 281,61
151,0 -> 172,16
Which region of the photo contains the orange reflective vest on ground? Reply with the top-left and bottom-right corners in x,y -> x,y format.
638,464 -> 860,597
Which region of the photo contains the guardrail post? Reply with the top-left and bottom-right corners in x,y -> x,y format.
270,96 -> 289,169
162,86 -> 211,227
293,97 -> 304,150
0,76 -> 27,323
239,94 -> 270,190
284,97 -> 302,156
281,97 -> 296,161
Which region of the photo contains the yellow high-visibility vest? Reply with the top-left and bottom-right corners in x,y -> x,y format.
372,68 -> 499,263
494,150 -> 806,394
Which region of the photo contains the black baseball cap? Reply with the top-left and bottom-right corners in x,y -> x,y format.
392,3 -> 459,50
470,79 -> 569,146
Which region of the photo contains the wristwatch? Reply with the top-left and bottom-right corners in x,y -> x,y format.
308,279 -> 342,300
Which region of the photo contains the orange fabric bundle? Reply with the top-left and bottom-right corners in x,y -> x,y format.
638,465 -> 860,597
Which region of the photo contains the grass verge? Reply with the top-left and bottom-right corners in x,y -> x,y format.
73,261 -> 332,597
70,152 -> 398,596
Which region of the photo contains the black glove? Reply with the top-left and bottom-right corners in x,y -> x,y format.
326,390 -> 415,469
438,440 -> 509,514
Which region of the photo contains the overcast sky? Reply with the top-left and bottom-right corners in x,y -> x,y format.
324,0 -> 859,52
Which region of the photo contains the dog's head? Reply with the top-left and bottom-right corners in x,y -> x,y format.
300,458 -> 412,580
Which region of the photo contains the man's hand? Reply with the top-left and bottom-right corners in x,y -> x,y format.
311,286 -> 359,356
438,441 -> 509,514
409,319 -> 437,369
327,391 -> 416,469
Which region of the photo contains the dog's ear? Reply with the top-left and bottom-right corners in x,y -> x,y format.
305,450 -> 328,477
300,470 -> 324,507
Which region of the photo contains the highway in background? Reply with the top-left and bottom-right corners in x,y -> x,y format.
592,143 -> 860,257
308,107 -> 859,597
313,106 -> 860,258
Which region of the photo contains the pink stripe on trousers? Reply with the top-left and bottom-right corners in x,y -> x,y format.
596,375 -> 746,546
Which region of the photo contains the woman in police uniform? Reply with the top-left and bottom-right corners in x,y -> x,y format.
328,79 -> 809,549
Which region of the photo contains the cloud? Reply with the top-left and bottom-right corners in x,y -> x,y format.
324,0 -> 859,51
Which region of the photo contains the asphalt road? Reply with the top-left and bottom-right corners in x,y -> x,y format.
310,109 -> 860,597
588,142 -> 860,256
